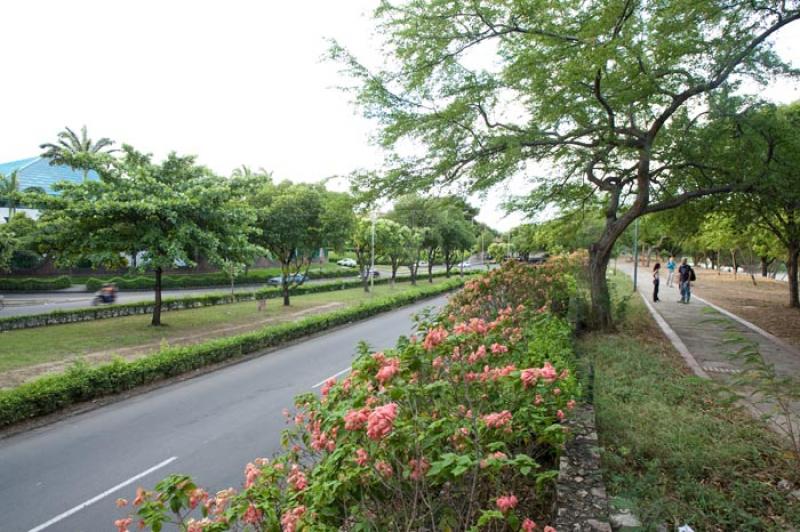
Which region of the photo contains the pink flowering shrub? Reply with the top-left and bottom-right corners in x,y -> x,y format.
120,259 -> 580,530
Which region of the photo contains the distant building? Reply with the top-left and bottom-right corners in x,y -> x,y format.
0,156 -> 99,223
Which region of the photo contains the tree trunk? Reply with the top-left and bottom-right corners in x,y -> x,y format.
788,244 -> 799,308
282,263 -> 291,305
428,259 -> 434,283
731,249 -> 738,278
760,256 -> 769,277
151,267 -> 163,326
391,259 -> 398,282
588,242 -> 614,330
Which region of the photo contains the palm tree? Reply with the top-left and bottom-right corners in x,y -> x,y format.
0,170 -> 19,220
40,126 -> 117,182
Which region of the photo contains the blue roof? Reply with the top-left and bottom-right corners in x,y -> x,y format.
0,156 -> 99,194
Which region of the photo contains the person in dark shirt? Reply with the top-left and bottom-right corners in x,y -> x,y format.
652,262 -> 661,302
678,258 -> 692,303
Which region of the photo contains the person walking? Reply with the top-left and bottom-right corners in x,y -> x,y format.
652,262 -> 661,302
666,256 -> 676,287
678,258 -> 693,303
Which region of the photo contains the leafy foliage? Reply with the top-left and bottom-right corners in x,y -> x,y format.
36,146 -> 258,325
118,258 -> 583,530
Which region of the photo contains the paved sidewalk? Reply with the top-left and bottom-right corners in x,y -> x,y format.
621,263 -> 800,442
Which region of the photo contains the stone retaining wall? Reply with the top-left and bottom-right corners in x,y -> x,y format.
554,403 -> 613,531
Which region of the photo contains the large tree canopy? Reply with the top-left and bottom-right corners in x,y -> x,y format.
335,0 -> 800,328
37,146 -> 257,325
250,182 -> 355,305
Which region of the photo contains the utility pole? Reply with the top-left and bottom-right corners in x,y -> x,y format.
633,218 -> 639,292
370,211 -> 376,292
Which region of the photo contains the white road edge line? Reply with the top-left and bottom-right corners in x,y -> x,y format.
312,367 -> 352,389
28,456 -> 178,532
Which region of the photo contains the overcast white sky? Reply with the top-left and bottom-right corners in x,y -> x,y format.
1,1 -> 798,231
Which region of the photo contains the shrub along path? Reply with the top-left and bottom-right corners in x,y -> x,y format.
0,279 -> 449,385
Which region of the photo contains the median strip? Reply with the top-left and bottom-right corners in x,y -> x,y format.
0,279 -> 465,429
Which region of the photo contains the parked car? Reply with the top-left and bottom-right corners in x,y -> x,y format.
267,273 -> 308,286
337,258 -> 357,267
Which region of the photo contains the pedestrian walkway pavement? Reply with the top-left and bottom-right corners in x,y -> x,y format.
620,263 -> 800,446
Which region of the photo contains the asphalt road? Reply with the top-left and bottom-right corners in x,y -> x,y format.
0,265 -> 460,318
0,293 -> 449,532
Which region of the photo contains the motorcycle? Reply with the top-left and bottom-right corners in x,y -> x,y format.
92,286 -> 118,306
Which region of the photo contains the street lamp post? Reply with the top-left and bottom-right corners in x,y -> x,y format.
370,212 -> 376,292
633,218 -> 639,292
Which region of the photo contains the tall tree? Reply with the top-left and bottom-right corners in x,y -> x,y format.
736,102 -> 800,306
0,224 -> 17,272
0,171 -> 20,220
251,183 -> 352,305
438,208 -> 476,277
40,126 -> 117,182
37,146 -> 257,325
335,0 -> 800,329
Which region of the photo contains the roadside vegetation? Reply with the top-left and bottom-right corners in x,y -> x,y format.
0,279 -> 453,376
579,273 -> 800,530
0,278 -> 465,428
116,258 -> 581,530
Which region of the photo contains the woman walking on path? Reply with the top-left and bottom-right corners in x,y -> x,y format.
653,263 -> 661,302
666,256 -> 676,287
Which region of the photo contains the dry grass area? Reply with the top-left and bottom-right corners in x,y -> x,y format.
690,268 -> 800,350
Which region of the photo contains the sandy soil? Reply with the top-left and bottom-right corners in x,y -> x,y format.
683,268 -> 800,350
0,302 -> 344,389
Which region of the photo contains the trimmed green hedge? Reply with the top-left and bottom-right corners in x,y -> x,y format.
0,271 -> 473,332
0,276 -> 72,291
0,278 -> 465,428
84,267 -> 357,291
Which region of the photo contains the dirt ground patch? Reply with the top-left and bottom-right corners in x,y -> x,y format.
0,302 -> 343,389
686,268 -> 800,350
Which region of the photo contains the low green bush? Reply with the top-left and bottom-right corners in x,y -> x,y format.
84,267 -> 356,291
0,276 -> 72,291
0,279 -> 465,428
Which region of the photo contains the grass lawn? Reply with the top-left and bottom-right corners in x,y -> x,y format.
577,272 -> 800,530
0,278 -> 450,375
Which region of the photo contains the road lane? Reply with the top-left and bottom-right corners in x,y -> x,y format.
0,294 -> 449,531
0,264 -> 456,318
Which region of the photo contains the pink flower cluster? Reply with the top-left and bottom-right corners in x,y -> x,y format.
482,410 -> 513,429
366,402 -> 398,440
355,448 -> 369,466
409,457 -> 430,481
375,460 -> 393,478
243,504 -> 262,525
280,505 -> 306,532
344,407 -> 370,431
320,377 -> 336,398
287,465 -> 308,491
521,361 -> 559,388
490,342 -> 509,354
496,494 -> 518,512
375,356 -> 401,385
422,326 -> 449,350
